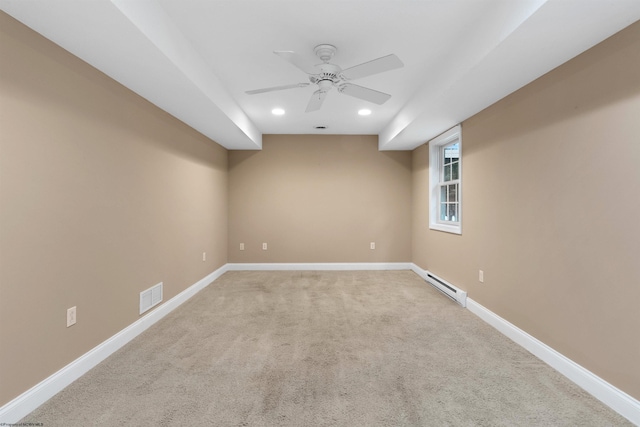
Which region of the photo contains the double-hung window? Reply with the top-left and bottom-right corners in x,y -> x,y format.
429,125 -> 462,234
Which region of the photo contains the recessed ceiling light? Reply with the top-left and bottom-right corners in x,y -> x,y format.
271,108 -> 285,115
358,109 -> 372,116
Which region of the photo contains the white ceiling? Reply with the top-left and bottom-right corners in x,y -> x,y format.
2,0 -> 640,150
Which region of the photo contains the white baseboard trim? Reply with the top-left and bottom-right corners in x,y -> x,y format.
0,264 -> 229,424
410,263 -> 428,280
467,298 -> 640,425
227,262 -> 412,271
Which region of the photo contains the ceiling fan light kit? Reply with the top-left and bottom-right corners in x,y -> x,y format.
246,44 -> 404,112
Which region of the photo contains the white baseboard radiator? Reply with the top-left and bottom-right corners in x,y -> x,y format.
423,270 -> 467,307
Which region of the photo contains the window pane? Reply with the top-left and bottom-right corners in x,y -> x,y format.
440,186 -> 447,203
448,184 -> 457,202
444,164 -> 451,181
440,203 -> 448,221
444,142 -> 459,164
451,162 -> 459,180
448,203 -> 458,222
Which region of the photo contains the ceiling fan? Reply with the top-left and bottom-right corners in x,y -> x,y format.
246,44 -> 404,112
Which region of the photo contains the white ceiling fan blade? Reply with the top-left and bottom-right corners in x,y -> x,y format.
306,90 -> 328,112
338,83 -> 391,105
246,83 -> 310,95
341,54 -> 404,80
274,51 -> 318,75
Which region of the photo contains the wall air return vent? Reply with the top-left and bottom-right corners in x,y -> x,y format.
140,282 -> 163,315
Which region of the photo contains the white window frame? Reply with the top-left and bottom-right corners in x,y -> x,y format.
429,125 -> 462,235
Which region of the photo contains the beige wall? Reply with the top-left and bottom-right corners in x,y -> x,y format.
229,135 -> 411,263
412,21 -> 640,399
0,13 -> 228,406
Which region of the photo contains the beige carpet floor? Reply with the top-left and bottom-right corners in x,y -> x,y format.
22,270 -> 631,426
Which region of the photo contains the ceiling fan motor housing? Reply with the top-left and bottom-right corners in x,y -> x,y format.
309,63 -> 343,85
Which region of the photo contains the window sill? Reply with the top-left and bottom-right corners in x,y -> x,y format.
429,223 -> 462,235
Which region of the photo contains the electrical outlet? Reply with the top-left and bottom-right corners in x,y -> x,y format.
240,243 -> 245,251
370,242 -> 375,250
479,270 -> 484,283
202,252 -> 206,261
67,306 -> 76,327
262,243 -> 268,250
